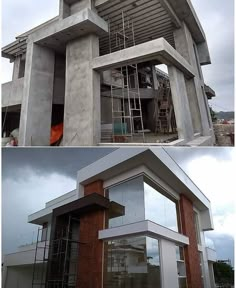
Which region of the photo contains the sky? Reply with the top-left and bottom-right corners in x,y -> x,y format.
1,0 -> 234,112
2,147 -> 235,266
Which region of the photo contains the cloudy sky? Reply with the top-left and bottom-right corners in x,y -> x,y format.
2,147 -> 235,266
1,0 -> 234,112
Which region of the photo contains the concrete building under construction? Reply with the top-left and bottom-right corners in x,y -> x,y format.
2,148 -> 217,288
2,0 -> 216,146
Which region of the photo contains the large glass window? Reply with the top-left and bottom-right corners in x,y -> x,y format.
107,176 -> 179,232
105,236 -> 161,288
108,176 -> 145,228
144,182 -> 179,232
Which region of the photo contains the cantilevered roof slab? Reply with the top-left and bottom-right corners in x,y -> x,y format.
92,38 -> 195,78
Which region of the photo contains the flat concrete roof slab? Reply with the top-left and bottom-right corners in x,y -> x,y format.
31,8 -> 108,53
93,38 -> 195,78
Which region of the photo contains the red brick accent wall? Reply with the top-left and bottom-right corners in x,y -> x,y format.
180,194 -> 203,288
84,180 -> 104,197
78,180 -> 105,288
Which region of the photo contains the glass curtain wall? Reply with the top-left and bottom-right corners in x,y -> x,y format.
107,175 -> 179,232
104,236 -> 161,288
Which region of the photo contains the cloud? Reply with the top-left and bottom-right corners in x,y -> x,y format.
191,0 -> 234,111
2,148 -> 116,180
2,170 -> 75,254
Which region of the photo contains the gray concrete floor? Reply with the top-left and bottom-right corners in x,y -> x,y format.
101,132 -> 178,144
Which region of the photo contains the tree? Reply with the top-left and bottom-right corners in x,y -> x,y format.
214,261 -> 234,286
210,106 -> 218,123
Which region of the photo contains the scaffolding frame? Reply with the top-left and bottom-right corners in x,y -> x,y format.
32,227 -> 49,288
108,11 -> 145,143
153,74 -> 177,134
32,215 -> 81,288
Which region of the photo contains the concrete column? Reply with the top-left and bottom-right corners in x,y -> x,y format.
19,42 -> 55,146
159,239 -> 179,288
174,22 -> 213,137
174,23 -> 203,134
152,64 -> 159,90
168,66 -> 194,141
63,34 -> 101,146
12,56 -> 21,80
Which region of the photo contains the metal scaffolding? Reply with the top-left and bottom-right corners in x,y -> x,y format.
32,227 -> 49,288
32,215 -> 81,288
153,71 -> 177,134
108,12 -> 145,143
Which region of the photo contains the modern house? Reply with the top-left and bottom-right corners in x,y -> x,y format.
2,148 -> 217,288
2,0 -> 215,146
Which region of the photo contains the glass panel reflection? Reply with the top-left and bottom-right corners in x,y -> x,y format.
105,236 -> 161,288
108,176 -> 145,228
107,176 -> 179,232
144,182 -> 179,232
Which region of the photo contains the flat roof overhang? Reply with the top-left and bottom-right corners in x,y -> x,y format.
31,8 -> 108,54
93,37 -> 195,79
205,84 -> 216,100
53,192 -> 110,217
99,220 -> 189,246
2,39 -> 27,60
28,193 -> 124,225
2,9 -> 108,58
2,0 -> 208,60
77,149 -> 214,231
1,17 -> 59,60
78,148 -> 211,212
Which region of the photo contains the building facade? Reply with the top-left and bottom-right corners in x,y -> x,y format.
2,0 -> 215,146
2,148 -> 217,288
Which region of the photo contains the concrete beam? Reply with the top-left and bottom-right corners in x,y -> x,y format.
158,0 -> 182,28
92,38 -> 195,79
30,8 -> 108,47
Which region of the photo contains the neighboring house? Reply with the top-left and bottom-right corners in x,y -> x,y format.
2,0 -> 215,146
2,148 -> 217,288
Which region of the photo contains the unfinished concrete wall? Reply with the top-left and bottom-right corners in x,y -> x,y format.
60,0 -> 95,18
63,34 -> 100,146
19,42 -> 55,146
70,0 -> 95,14
2,78 -> 24,108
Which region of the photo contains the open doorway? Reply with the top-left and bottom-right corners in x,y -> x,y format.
101,62 -> 178,144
